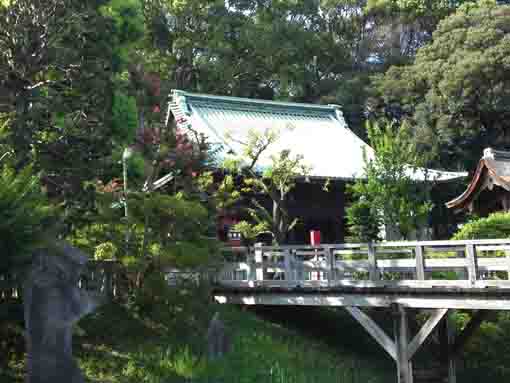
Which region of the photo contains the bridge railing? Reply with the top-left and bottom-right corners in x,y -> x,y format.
217,239 -> 510,289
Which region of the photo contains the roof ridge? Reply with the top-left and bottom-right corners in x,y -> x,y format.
171,89 -> 340,112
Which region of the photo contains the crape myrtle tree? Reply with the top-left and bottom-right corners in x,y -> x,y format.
220,128 -> 311,245
346,120 -> 432,241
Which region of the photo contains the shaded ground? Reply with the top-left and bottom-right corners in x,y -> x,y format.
1,287 -> 394,383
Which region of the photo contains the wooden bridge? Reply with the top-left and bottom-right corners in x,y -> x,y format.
213,239 -> 510,383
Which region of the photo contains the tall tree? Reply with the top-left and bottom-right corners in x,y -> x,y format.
346,120 -> 432,241
0,0 -> 119,231
370,1 -> 510,171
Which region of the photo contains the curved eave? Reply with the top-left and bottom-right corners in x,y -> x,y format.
445,159 -> 510,211
446,159 -> 486,210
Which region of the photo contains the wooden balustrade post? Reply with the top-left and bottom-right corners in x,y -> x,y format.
368,242 -> 380,281
326,246 -> 335,286
283,249 -> 293,287
466,244 -> 479,285
254,243 -> 264,283
415,245 -> 425,281
247,246 -> 255,286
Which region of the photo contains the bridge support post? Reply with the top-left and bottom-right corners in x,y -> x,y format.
438,311 -> 457,383
345,305 -> 451,383
393,305 -> 413,383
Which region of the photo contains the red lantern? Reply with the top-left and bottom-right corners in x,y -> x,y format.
310,230 -> 321,246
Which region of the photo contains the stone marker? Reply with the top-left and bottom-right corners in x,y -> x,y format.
24,241 -> 101,383
207,312 -> 231,359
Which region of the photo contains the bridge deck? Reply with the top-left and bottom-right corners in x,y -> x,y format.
213,239 -> 510,310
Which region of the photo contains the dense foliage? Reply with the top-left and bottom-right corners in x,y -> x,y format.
3,0 -> 510,382
371,1 -> 510,170
346,120 -> 432,241
0,164 -> 55,273
453,212 -> 510,240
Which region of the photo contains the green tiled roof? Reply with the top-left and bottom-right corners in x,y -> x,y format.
167,90 -> 467,182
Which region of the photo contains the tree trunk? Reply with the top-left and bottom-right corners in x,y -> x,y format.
273,195 -> 289,245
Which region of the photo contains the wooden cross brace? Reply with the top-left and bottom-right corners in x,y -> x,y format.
345,306 -> 448,363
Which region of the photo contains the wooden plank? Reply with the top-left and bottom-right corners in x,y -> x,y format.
345,306 -> 397,361
213,292 -> 510,310
295,250 -> 327,256
227,239 -> 510,254
376,249 -> 414,256
248,240 -> 510,257
335,257 -> 473,270
335,260 -> 371,272
333,249 -> 368,256
219,276 -> 510,289
424,258 -> 468,269
407,309 -> 449,359
466,244 -> 479,285
476,245 -> 510,252
424,247 -> 465,253
305,257 -> 506,273
376,238 -> 510,248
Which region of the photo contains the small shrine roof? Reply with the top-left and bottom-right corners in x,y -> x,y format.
446,148 -> 510,211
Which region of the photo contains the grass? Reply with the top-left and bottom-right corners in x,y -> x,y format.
1,284 -> 394,383
4,282 -> 510,382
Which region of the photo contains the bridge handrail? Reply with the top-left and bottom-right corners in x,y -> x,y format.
217,239 -> 510,289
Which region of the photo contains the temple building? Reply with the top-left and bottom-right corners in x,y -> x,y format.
166,90 -> 466,243
446,148 -> 510,216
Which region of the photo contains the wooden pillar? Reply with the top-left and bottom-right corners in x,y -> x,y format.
253,243 -> 264,283
439,311 -> 457,383
415,245 -> 425,281
283,249 -> 293,286
368,242 -> 380,281
393,305 -> 413,383
346,306 -> 450,383
325,246 -> 335,286
465,244 -> 478,285
447,315 -> 456,383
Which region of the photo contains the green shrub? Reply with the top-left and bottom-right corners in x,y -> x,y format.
453,212 -> 510,240
0,165 -> 56,273
94,241 -> 118,260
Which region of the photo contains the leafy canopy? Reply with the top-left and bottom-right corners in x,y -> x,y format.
0,164 -> 56,273
346,120 -> 432,241
371,1 -> 510,170
223,127 -> 310,244
453,212 -> 510,240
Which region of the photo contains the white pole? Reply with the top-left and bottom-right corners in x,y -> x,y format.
122,147 -> 133,247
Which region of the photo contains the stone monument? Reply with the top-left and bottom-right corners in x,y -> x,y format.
24,241 -> 101,383
207,312 -> 231,359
